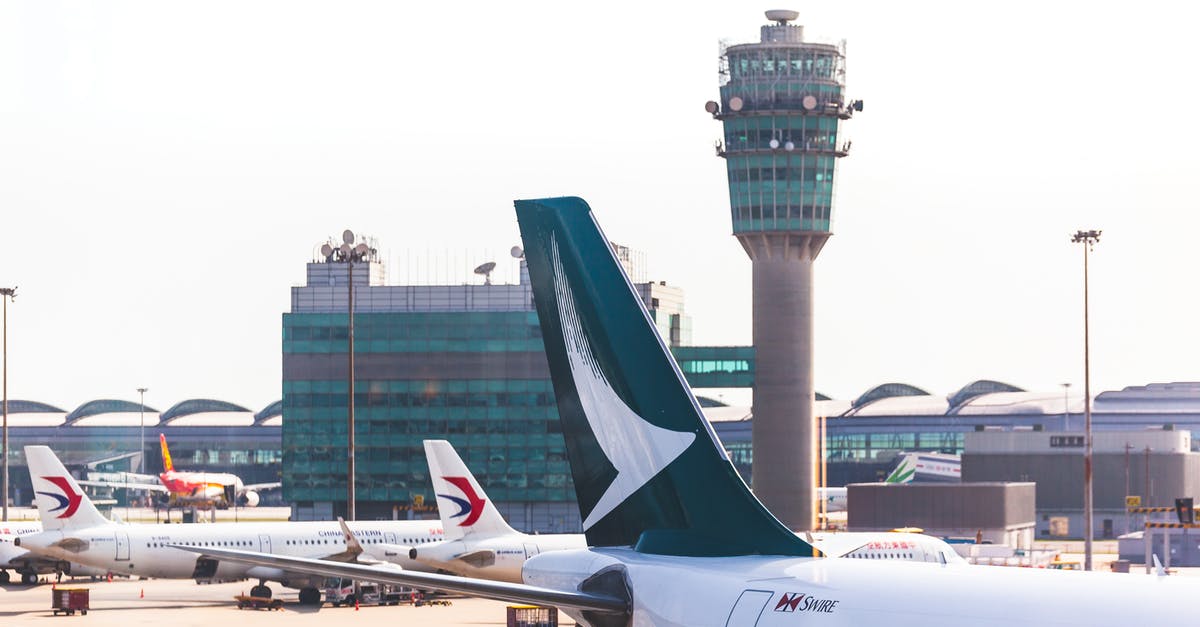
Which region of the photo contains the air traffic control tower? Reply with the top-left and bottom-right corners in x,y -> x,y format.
707,10 -> 861,530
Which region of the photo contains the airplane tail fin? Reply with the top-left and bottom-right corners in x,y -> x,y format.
160,433 -> 174,472
885,453 -> 917,484
515,197 -> 816,557
424,440 -> 516,541
24,445 -> 111,531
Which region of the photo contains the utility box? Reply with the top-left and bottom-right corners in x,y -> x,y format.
848,482 -> 1036,548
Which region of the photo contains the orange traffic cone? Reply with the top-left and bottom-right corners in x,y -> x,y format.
355,597 -> 360,611
140,588 -> 144,598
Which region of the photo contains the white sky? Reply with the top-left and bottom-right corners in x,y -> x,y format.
1,1 -> 1197,412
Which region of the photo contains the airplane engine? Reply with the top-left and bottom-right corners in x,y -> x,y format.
240,490 -> 260,507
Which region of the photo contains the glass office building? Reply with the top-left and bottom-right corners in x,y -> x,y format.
282,238 -> 690,530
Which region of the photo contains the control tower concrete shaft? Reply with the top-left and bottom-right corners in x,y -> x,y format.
708,10 -> 860,530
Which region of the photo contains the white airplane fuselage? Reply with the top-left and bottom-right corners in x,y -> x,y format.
409,531 -> 586,583
19,520 -> 444,584
523,547 -> 1188,626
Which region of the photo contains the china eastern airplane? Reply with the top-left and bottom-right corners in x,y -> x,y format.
17,445 -> 444,604
0,522 -> 108,585
80,434 -> 280,508
180,197 -> 1195,625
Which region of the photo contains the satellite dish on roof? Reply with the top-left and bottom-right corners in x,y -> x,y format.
342,229 -> 355,245
802,95 -> 818,110
474,261 -> 497,285
765,9 -> 800,23
510,246 -> 524,259
704,100 -> 720,114
769,138 -> 780,149
355,243 -> 370,256
320,243 -> 333,258
728,96 -> 744,112
340,243 -> 351,256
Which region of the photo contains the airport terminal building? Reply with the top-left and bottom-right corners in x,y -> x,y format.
280,238 -> 692,528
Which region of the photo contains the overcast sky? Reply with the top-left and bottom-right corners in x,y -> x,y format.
1,1 -> 1197,412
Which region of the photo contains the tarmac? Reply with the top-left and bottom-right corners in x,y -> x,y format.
0,576 -> 578,626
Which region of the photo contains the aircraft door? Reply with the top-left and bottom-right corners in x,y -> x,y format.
384,532 -> 397,544
115,532 -> 130,561
523,543 -> 540,560
725,590 -> 773,627
259,534 -> 272,554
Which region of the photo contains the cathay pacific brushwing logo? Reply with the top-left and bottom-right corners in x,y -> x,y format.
37,476 -> 82,519
548,234 -> 695,530
437,476 -> 486,527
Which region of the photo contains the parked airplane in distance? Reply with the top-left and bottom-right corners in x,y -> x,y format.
0,522 -> 108,585
818,451 -> 960,513
177,196 -> 1197,625
406,439 -> 588,582
81,433 -> 280,508
17,445 -> 442,604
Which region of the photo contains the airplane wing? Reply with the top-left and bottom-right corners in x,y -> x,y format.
77,479 -> 169,493
172,545 -> 627,615
241,482 -> 282,492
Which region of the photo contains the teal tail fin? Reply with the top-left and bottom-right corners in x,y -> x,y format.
515,196 -> 816,558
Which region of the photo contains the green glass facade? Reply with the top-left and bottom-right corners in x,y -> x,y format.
282,308 -> 575,522
717,36 -> 850,235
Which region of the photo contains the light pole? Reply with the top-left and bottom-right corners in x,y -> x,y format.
1060,382 -> 1071,431
320,231 -> 373,522
137,388 -> 148,476
1071,229 -> 1100,571
1,287 -> 15,522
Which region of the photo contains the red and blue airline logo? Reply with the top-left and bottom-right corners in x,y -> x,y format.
36,476 -> 82,519
437,476 -> 486,527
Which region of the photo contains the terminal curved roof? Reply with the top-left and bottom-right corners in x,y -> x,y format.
951,391 -> 1076,416
65,399 -> 160,425
159,399 -> 252,425
254,400 -> 283,425
852,383 -> 930,409
947,380 -> 1025,411
844,394 -> 949,417
2,400 -> 67,414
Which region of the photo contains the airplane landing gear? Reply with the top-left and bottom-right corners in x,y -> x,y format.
0,570 -> 9,584
250,582 -> 272,598
298,587 -> 322,605
22,572 -> 38,585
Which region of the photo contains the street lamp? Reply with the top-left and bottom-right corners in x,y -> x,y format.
1071,228 -> 1100,571
137,388 -> 149,476
320,231 -> 374,522
1,286 -> 15,522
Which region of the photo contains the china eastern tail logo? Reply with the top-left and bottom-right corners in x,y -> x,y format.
437,477 -> 486,526
36,476 -> 83,519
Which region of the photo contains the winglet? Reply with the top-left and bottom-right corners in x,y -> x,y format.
24,446 -> 111,531
515,197 -> 817,558
1153,554 -> 1167,577
424,440 -> 515,541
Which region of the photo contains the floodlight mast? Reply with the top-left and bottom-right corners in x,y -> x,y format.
324,231 -> 377,521
0,286 -> 16,522
1071,229 -> 1100,570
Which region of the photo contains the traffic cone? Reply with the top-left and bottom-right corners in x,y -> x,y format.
140,588 -> 144,598
355,597 -> 360,611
